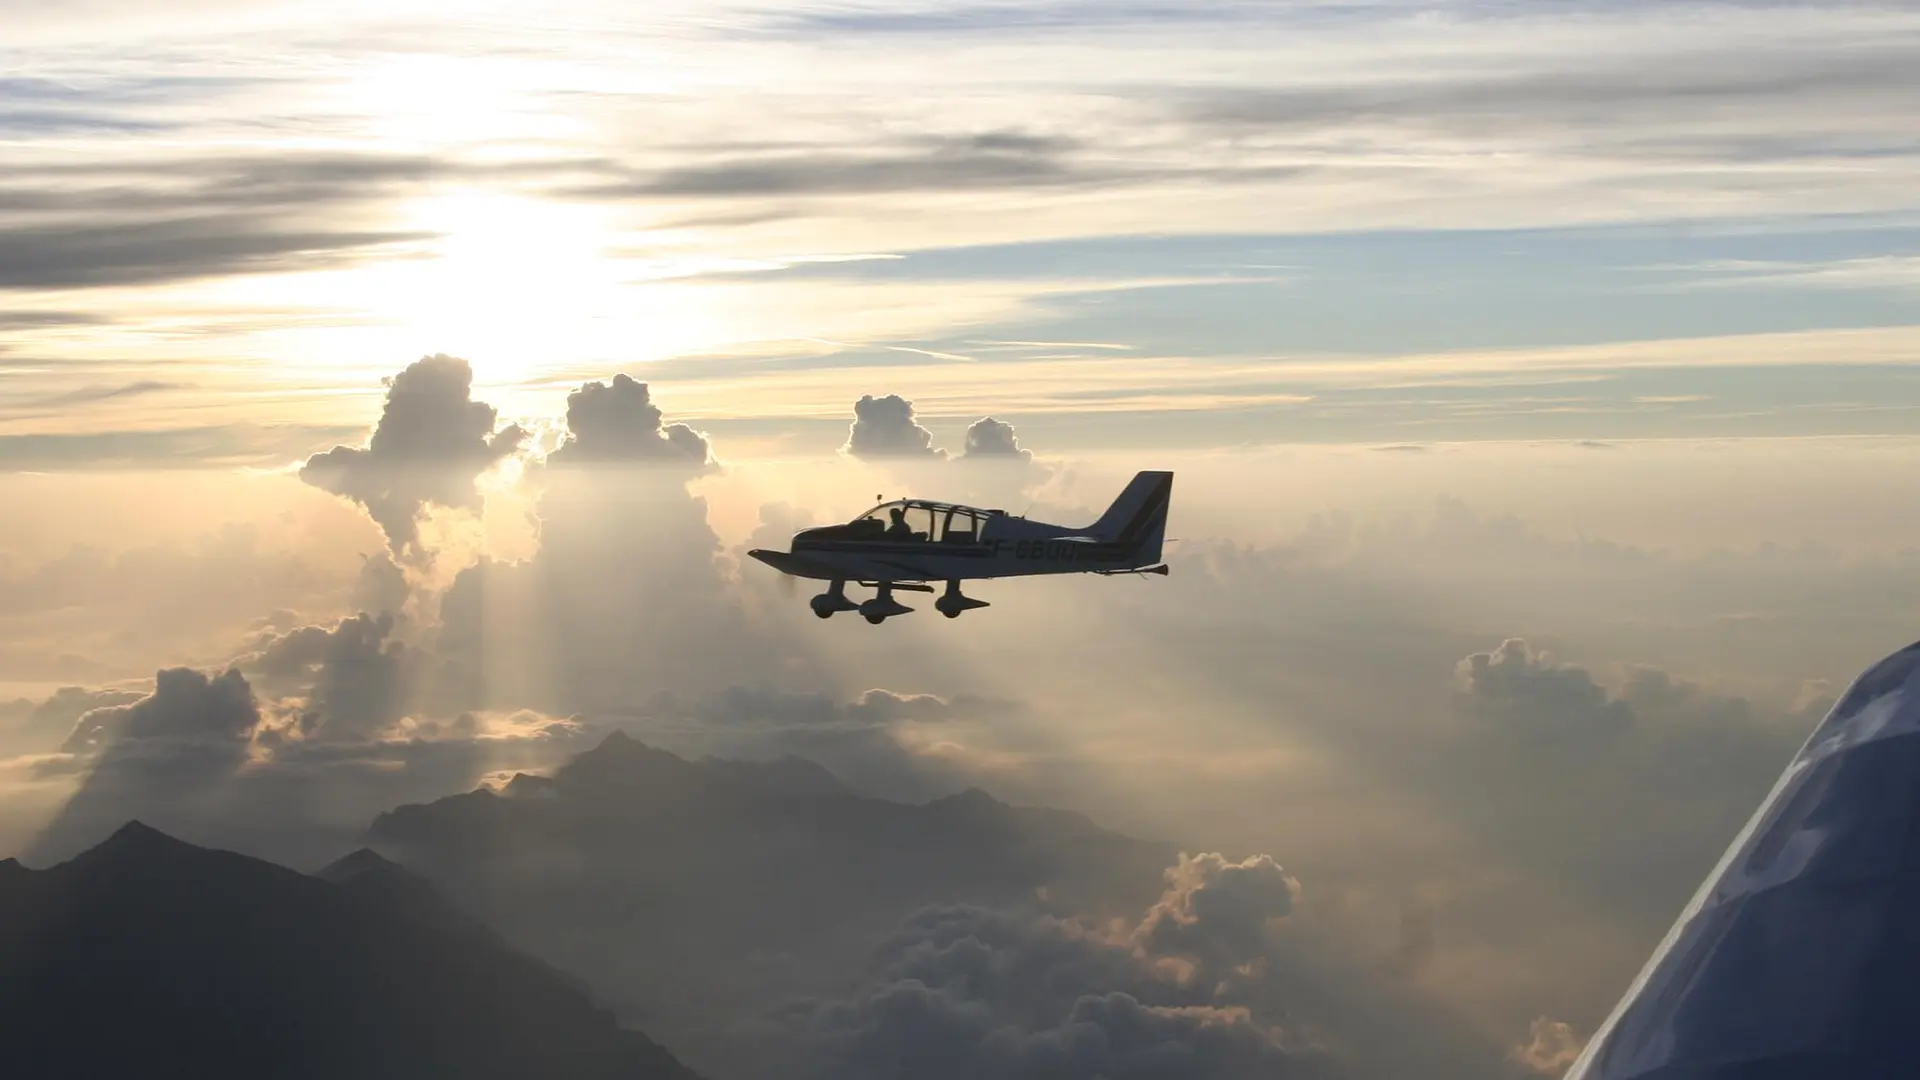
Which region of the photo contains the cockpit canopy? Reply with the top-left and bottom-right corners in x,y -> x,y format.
854,499 -> 998,543
793,499 -> 1002,546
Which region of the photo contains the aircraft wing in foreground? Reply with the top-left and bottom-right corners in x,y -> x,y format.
748,470 -> 1172,623
1567,637 -> 1920,1080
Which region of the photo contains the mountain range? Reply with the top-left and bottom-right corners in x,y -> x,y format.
0,820 -> 702,1080
366,731 -> 1178,1078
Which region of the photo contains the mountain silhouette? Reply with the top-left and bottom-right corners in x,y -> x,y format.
365,732 -> 1177,1079
0,821 -> 702,1080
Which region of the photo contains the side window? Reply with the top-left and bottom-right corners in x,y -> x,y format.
908,505 -> 935,540
944,508 -> 980,544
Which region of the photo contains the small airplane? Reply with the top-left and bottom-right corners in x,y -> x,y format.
748,470 -> 1172,623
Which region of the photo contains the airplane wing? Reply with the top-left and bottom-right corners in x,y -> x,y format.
746,548 -> 847,580
1566,638 -> 1920,1079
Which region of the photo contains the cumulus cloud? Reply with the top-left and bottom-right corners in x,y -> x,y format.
242,612 -> 416,740
432,373 -> 757,714
1455,638 -> 1632,739
1509,1017 -> 1583,1075
781,846 -> 1337,1080
299,354 -> 526,558
844,394 -> 946,460
959,416 -> 1031,462
31,666 -> 266,861
59,666 -> 259,754
794,873 -> 1325,1080
1134,853 -> 1299,981
20,657 -> 601,868
545,373 -> 713,470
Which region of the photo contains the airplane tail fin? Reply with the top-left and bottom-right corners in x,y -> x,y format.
1088,470 -> 1173,565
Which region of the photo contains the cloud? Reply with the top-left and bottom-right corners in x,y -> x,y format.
300,354 -> 525,558
1454,638 -> 1633,739
1509,1017 -> 1583,1075
1175,38 -> 1920,146
546,373 -> 713,470
0,423 -> 364,470
773,2 -> 1290,36
603,685 -> 1047,806
808,981 -> 1311,1080
959,416 -> 1032,461
242,612 -> 416,740
0,517 -> 384,685
10,380 -> 179,409
0,151 -> 444,218
773,837 -> 1423,1080
31,665 -> 266,860
570,133 -> 1103,200
1133,853 -> 1299,979
20,655 -> 602,868
59,666 -> 259,755
433,374 -> 756,715
792,873 -> 1326,1080
0,108 -> 169,135
0,311 -> 107,330
0,686 -> 143,756
0,214 -> 430,289
844,394 -> 946,460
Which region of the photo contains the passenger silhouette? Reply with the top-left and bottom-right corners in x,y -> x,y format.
886,506 -> 915,539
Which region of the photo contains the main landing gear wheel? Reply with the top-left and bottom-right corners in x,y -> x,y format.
858,584 -> 914,625
934,581 -> 990,619
811,581 -> 859,619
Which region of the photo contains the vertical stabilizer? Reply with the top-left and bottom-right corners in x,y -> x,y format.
1088,471 -> 1173,565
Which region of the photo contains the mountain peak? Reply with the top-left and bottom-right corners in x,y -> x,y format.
316,847 -> 401,884
502,771 -> 559,799
93,819 -> 197,857
555,730 -> 692,792
931,787 -> 1006,812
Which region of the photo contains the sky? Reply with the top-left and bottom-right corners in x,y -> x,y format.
5,0 -> 1920,459
5,2 -> 1920,1078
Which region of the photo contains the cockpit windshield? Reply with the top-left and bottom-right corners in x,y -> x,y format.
841,500 -> 988,544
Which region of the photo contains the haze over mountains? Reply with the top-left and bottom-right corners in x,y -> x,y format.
366,730 -> 1183,1077
0,821 -> 700,1080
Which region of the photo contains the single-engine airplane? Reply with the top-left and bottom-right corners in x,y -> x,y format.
748,470 -> 1172,623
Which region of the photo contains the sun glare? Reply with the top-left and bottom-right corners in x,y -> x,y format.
380,192 -> 633,385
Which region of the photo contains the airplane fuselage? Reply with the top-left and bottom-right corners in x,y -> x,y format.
752,514 -> 1152,584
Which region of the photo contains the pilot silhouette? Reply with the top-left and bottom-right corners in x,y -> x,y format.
886,506 -> 914,539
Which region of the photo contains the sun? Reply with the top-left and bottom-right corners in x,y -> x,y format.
379,191 -> 628,385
